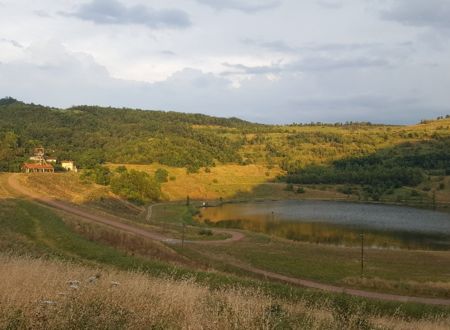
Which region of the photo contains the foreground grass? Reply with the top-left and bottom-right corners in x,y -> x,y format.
0,256 -> 305,329
3,256 -> 450,330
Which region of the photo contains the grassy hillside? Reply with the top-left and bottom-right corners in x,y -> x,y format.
1,197 -> 449,328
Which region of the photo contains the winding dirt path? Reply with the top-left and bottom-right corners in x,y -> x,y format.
6,174 -> 244,245
234,262 -> 450,306
5,173 -> 450,306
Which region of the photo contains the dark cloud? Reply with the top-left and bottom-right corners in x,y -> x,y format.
34,10 -> 51,18
65,0 -> 190,29
288,57 -> 389,72
222,62 -> 282,75
286,94 -> 438,124
222,56 -> 388,76
159,50 -> 176,56
244,39 -> 394,55
381,0 -> 450,30
0,38 -> 23,48
196,0 -> 281,13
243,38 -> 294,52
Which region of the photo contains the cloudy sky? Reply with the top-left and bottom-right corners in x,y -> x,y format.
1,0 -> 449,124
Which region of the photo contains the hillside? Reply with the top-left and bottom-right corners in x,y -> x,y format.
1,98 -> 450,204
0,98 -> 255,171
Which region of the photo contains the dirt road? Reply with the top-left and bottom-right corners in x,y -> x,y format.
235,262 -> 450,306
5,173 -> 450,306
6,174 -> 244,244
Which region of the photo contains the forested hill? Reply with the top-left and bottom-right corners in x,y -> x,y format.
1,97 -> 449,193
0,98 -> 260,170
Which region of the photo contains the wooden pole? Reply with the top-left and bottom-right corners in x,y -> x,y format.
360,233 -> 364,278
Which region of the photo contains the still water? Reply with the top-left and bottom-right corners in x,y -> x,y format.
199,200 -> 450,250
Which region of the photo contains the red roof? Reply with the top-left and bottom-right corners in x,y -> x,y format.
22,163 -> 54,170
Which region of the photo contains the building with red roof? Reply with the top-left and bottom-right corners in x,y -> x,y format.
22,163 -> 54,173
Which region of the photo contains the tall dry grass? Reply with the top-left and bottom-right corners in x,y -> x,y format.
0,255 -> 449,329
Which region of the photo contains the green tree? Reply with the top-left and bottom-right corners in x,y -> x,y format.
154,168 -> 169,183
111,170 -> 161,204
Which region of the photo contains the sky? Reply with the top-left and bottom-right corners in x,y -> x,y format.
1,0 -> 450,124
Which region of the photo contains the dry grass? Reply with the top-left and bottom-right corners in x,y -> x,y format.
0,255 -> 314,329
0,173 -> 13,198
1,255 -> 449,330
17,173 -> 109,204
108,163 -> 284,201
16,173 -> 143,216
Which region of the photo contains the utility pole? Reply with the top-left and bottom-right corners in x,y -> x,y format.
360,233 -> 364,278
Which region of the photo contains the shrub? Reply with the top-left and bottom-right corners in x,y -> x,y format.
115,165 -> 127,174
111,170 -> 161,204
296,187 -> 306,194
80,166 -> 111,186
198,229 -> 213,236
154,168 -> 169,183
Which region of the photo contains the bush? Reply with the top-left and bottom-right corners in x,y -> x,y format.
198,229 -> 213,236
80,166 -> 111,186
338,185 -> 353,195
154,168 -> 169,183
115,165 -> 127,174
296,187 -> 305,194
111,170 -> 161,204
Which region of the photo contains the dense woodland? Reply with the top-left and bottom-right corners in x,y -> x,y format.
1,97 -> 450,194
0,98 -> 249,171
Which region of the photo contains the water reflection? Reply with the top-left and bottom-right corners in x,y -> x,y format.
199,201 -> 450,250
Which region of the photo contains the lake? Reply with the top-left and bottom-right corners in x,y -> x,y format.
198,200 -> 450,250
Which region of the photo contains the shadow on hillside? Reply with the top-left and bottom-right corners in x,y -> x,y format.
225,137 -> 450,206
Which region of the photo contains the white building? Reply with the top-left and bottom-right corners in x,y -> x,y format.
61,161 -> 78,172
